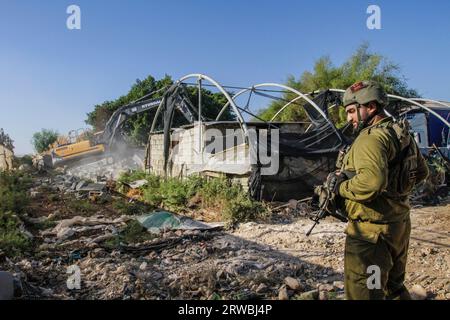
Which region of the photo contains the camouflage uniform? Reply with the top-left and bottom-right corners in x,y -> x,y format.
338,83 -> 429,300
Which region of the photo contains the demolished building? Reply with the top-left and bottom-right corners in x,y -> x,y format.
142,74 -> 450,201
54,73 -> 449,201
144,75 -> 350,201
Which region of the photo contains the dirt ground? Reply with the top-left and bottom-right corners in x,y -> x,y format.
1,173 -> 449,300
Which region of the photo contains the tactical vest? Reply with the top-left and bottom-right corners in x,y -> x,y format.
377,118 -> 419,200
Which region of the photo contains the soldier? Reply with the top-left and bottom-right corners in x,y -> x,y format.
334,81 -> 429,299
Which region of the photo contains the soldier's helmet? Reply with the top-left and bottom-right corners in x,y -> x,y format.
343,80 -> 388,108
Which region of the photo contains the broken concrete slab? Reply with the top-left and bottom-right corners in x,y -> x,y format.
77,183 -> 106,192
75,180 -> 88,191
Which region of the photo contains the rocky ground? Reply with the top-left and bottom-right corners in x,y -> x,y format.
1,171 -> 449,300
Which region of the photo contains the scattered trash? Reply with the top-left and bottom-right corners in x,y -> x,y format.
136,211 -> 224,234
123,179 -> 148,189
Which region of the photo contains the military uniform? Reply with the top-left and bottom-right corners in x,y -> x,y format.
338,117 -> 429,299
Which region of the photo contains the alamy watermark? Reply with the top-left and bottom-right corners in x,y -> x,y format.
167,126 -> 279,176
366,265 -> 381,290
367,5 -> 381,30
66,5 -> 81,30
66,265 -> 81,290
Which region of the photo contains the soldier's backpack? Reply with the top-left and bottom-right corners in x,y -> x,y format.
385,118 -> 419,199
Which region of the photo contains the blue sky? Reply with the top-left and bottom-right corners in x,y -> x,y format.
1,0 -> 449,154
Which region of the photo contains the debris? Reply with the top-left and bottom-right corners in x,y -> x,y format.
284,276 -> 302,291
298,289 -> 319,300
139,262 -> 148,271
56,227 -> 76,241
410,284 -> 428,300
332,280 -> 345,291
318,291 -> 328,300
78,183 -> 106,192
30,191 -> 41,198
255,283 -> 268,294
31,154 -> 45,172
278,285 -> 289,300
136,211 -> 224,234
318,283 -> 334,292
123,179 -> 148,189
75,180 -> 88,191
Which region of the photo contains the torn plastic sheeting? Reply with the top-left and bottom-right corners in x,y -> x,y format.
123,179 -> 148,189
136,211 -> 223,234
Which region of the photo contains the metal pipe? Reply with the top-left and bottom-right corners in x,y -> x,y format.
198,77 -> 202,154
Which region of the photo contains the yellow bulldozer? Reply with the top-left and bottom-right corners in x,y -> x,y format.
42,95 -> 166,168
42,129 -> 105,167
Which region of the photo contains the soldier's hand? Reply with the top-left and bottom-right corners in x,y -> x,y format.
327,171 -> 348,196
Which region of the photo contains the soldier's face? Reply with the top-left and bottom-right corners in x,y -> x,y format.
345,104 -> 370,129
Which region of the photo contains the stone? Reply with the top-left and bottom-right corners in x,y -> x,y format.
115,266 -> 126,274
410,284 -> 428,300
298,289 -> 319,300
256,283 -> 268,294
278,285 -> 289,300
150,272 -> 163,280
318,283 -> 334,292
56,227 -> 75,240
319,291 -> 328,300
284,276 -> 302,291
30,191 -> 41,198
76,181 -> 88,191
139,262 -> 148,271
0,271 -> 14,300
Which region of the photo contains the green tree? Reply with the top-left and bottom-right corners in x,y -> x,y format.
31,129 -> 59,153
258,43 -> 419,124
86,75 -> 173,133
86,74 -> 236,146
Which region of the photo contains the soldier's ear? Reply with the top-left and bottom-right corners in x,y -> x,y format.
367,101 -> 378,113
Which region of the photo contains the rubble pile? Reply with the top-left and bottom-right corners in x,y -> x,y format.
66,151 -> 145,181
1,168 -> 449,300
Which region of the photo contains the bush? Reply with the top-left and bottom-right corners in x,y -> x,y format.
31,129 -> 59,153
67,199 -> 95,214
117,170 -> 160,193
158,178 -> 196,211
0,171 -> 31,213
0,211 -> 31,256
18,155 -> 33,166
112,199 -> 151,215
222,193 -> 269,225
119,171 -> 269,224
198,177 -> 241,208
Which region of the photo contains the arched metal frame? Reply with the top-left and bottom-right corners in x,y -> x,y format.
388,94 -> 450,128
215,83 -> 342,141
269,95 -> 304,122
327,89 -> 450,129
412,98 -> 450,109
150,73 -> 249,137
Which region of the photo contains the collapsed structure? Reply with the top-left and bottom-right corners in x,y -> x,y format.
40,73 -> 450,201
142,74 -> 450,201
